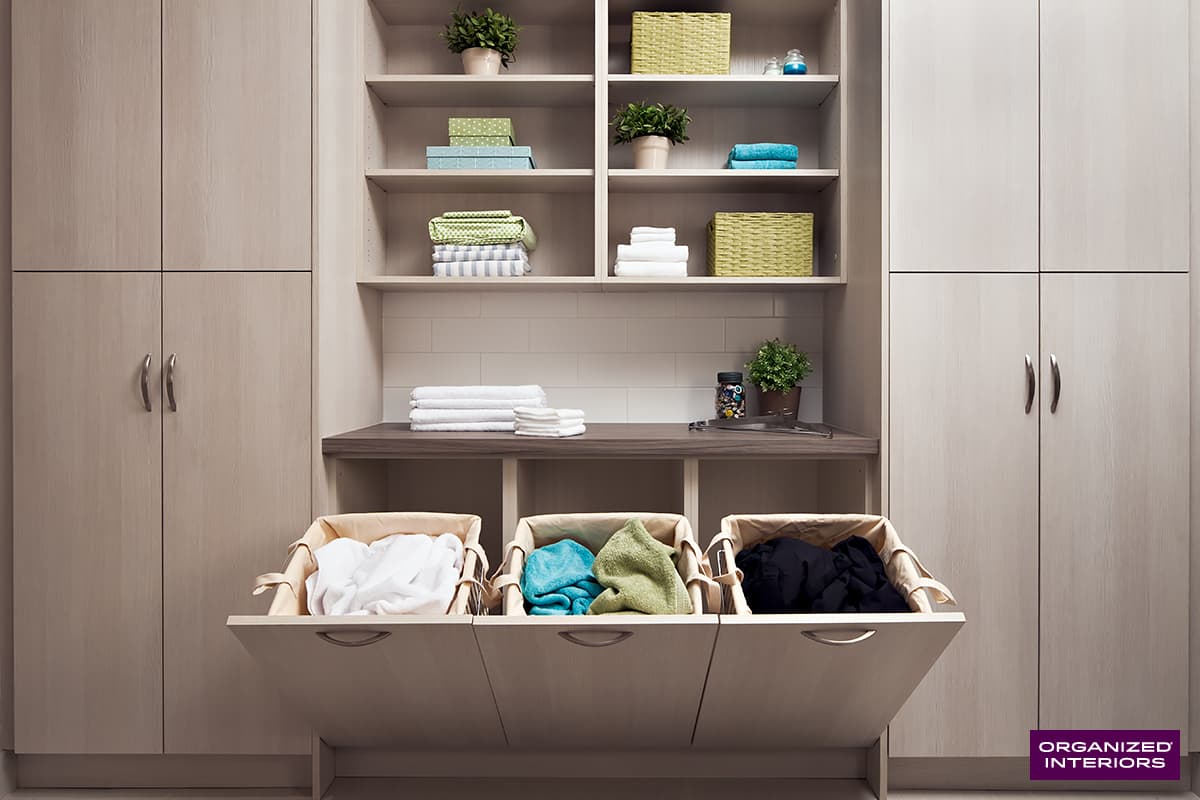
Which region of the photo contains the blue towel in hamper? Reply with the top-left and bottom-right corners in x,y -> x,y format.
520,539 -> 603,616
728,142 -> 800,161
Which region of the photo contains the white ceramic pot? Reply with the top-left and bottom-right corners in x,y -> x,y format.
461,47 -> 502,76
632,135 -> 671,169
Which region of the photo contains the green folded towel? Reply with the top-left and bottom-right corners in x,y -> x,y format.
587,519 -> 693,615
428,210 -> 538,250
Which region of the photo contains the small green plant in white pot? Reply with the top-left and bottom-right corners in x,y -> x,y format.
610,102 -> 691,169
746,338 -> 812,420
441,8 -> 519,76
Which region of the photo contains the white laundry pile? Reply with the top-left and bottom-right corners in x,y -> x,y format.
305,532 -> 464,616
514,406 -> 586,438
409,385 -> 547,431
613,227 -> 688,277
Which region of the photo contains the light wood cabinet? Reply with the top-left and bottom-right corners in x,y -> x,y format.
1040,0 -> 1189,271
1039,274 -> 1189,731
889,0 -> 1038,272
163,0 -> 312,269
888,274 -> 1039,757
162,273 -> 312,754
12,0 -> 161,269
13,273 -> 163,753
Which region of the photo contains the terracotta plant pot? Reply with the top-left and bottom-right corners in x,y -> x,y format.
632,135 -> 671,169
461,47 -> 502,76
756,386 -> 801,420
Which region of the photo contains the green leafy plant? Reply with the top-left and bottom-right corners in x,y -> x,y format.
610,102 -> 691,145
746,339 -> 812,392
441,8 -> 520,68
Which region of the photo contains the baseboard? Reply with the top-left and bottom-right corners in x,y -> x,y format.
1,750 -> 15,797
16,755 -> 309,789
889,755 -> 1190,793
1191,751 -> 1198,792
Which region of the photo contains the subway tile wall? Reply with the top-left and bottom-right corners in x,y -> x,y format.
382,291 -> 824,424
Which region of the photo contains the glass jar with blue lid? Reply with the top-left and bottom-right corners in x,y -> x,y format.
715,371 -> 746,419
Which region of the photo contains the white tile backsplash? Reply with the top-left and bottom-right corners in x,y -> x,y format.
381,317 -> 431,353
480,353 -> 579,386
579,353 -> 675,387
627,388 -> 715,423
725,316 -> 823,353
675,353 -> 755,387
579,292 -> 677,318
627,318 -> 725,353
481,291 -> 579,318
544,387 -> 629,422
432,318 -> 530,352
384,352 -> 480,387
530,318 -> 628,353
676,291 -> 774,318
384,291 -> 480,318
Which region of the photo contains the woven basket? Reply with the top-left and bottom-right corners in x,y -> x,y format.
707,212 -> 815,277
630,12 -> 731,75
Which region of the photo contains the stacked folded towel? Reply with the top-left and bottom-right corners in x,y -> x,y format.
726,142 -> 799,170
409,385 -> 547,431
427,210 -> 538,278
612,227 -> 688,278
515,406 -> 586,438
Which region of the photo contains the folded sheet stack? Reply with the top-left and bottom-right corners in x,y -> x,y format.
427,210 -> 538,278
409,385 -> 546,431
725,142 -> 799,170
612,226 -> 688,278
514,406 -> 586,438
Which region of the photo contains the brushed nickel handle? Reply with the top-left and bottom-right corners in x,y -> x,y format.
1050,353 -> 1061,413
802,629 -> 877,647
1025,355 -> 1036,414
140,354 -> 152,412
166,353 -> 177,412
316,631 -> 391,648
557,630 -> 633,648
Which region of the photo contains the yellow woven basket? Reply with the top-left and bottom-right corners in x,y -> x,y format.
630,12 -> 731,75
707,213 -> 815,277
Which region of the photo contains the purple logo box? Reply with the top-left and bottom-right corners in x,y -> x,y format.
1030,730 -> 1180,780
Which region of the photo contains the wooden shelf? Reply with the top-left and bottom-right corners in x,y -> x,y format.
603,276 -> 845,290
367,75 -> 594,107
323,423 -> 879,459
607,0 -> 837,24
609,75 -> 838,108
374,0 -> 594,26
608,169 -> 839,193
366,169 -> 594,193
358,275 -> 601,291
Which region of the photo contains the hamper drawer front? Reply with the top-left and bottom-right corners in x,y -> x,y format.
694,613 -> 964,748
474,616 -> 718,748
228,616 -> 505,748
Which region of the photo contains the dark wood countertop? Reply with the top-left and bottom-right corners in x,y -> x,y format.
322,423 -> 879,459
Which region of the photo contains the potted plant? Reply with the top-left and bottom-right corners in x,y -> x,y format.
441,8 -> 519,76
746,338 -> 812,420
610,102 -> 691,169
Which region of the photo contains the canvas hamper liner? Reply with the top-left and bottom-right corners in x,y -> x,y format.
701,514 -> 956,614
494,512 -> 708,616
251,512 -> 493,616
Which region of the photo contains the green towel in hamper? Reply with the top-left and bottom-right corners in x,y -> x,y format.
428,210 -> 538,251
587,519 -> 693,615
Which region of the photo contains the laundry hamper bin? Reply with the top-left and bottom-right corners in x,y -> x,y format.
691,514 -> 965,749
227,512 -> 506,748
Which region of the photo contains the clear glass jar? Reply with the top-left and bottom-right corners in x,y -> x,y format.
715,372 -> 746,419
763,56 -> 783,76
783,49 -> 808,75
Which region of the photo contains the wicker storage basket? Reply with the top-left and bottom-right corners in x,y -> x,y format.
707,212 -> 815,277
630,12 -> 731,75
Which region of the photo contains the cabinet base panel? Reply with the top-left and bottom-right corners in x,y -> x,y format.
889,756 -> 1191,794
325,777 -> 877,800
16,755 -> 309,789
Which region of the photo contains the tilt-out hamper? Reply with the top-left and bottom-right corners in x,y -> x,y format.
630,12 -> 731,74
708,212 -> 815,277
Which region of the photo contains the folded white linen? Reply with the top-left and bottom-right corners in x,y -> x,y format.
614,261 -> 688,278
410,421 -> 516,432
630,233 -> 676,244
409,408 -> 516,424
515,407 -> 585,421
412,385 -> 546,401
305,532 -> 464,616
616,243 -> 689,262
631,226 -> 676,237
515,424 -> 586,438
410,396 -> 546,410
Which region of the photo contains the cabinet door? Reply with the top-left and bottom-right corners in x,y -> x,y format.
13,273 -> 163,753
12,0 -> 161,269
889,0 -> 1038,271
163,272 -> 312,754
1040,0 -> 1189,271
163,0 -> 312,269
1040,274 -> 1189,732
888,274 -> 1039,757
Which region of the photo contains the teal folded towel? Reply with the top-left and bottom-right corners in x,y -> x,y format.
521,539 -> 603,616
729,143 -> 799,161
726,159 -> 798,170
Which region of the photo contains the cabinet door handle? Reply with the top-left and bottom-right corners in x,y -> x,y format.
1050,354 -> 1061,413
140,354 -> 153,412
166,353 -> 178,412
316,631 -> 391,648
1024,355 -> 1036,414
802,629 -> 877,647
558,630 -> 633,648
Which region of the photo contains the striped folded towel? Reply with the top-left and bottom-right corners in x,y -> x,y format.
433,244 -> 529,263
433,260 -> 529,277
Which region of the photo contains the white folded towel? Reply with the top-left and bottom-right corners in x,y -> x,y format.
409,408 -> 516,424
410,421 -> 516,432
631,235 -> 676,245
515,424 -> 586,438
411,396 -> 546,410
614,261 -> 688,278
515,407 -> 585,421
617,243 -> 689,262
305,533 -> 464,616
631,226 -> 676,237
412,385 -> 546,401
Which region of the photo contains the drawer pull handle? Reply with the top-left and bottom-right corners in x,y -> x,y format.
802,629 -> 877,647
316,631 -> 391,648
140,354 -> 153,412
166,353 -> 178,412
1050,353 -> 1061,413
558,630 -> 633,648
1024,354 -> 1036,414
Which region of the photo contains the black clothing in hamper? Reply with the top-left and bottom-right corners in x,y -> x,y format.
735,535 -> 910,614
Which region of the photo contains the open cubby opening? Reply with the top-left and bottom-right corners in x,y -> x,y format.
516,459 -> 685,518
387,459 -> 506,556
